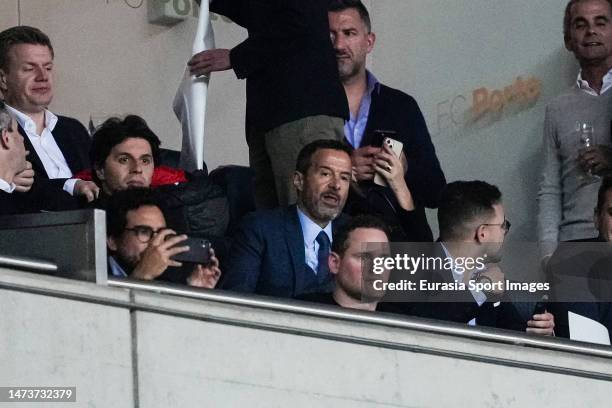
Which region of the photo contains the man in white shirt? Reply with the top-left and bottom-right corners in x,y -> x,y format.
0,26 -> 98,204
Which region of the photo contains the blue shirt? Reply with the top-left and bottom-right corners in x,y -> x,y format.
297,207 -> 333,274
108,256 -> 128,278
344,71 -> 380,148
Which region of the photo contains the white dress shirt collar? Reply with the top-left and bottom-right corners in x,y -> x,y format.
576,68 -> 612,96
6,105 -> 58,135
0,178 -> 16,193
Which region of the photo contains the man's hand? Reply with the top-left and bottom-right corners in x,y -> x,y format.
478,263 -> 505,302
578,145 -> 612,176
187,249 -> 221,289
131,230 -> 189,281
74,180 -> 100,202
13,161 -> 34,193
527,312 -> 555,336
188,49 -> 232,77
351,146 -> 380,182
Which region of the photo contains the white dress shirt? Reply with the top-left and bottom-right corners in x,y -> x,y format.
6,105 -> 78,194
0,178 -> 15,193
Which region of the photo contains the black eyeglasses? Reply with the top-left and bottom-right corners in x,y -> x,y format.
480,218 -> 511,233
124,225 -> 165,243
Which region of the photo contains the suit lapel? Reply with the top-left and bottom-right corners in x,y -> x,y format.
284,205 -> 306,296
52,118 -> 80,173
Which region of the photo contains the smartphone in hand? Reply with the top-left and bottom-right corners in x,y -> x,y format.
373,136 -> 404,187
172,237 -> 212,264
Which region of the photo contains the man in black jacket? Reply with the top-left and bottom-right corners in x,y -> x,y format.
411,181 -> 555,335
328,0 -> 446,241
190,0 -> 348,209
0,26 -> 98,206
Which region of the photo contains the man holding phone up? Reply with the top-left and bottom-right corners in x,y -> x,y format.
328,0 -> 446,241
105,188 -> 221,289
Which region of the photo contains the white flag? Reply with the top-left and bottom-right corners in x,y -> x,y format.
173,2 -> 216,172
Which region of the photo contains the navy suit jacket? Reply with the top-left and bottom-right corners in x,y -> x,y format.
222,205 -> 346,298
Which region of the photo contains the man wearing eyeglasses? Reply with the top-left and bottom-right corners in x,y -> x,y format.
404,181 -> 555,335
105,188 -> 221,288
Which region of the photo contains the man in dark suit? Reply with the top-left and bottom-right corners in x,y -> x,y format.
548,176 -> 612,343
0,26 -> 98,205
407,181 -> 555,335
221,139 -> 352,298
190,0 -> 348,209
328,0 -> 446,242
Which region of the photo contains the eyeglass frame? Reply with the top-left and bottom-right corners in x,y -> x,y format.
124,225 -> 166,243
479,218 -> 511,233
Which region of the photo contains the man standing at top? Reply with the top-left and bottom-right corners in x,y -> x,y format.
0,26 -> 99,205
538,0 -> 612,263
190,0 -> 349,209
327,0 -> 445,241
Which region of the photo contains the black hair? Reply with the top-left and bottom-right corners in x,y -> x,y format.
90,115 -> 161,186
0,26 -> 54,72
329,0 -> 372,32
295,139 -> 351,174
332,215 -> 390,255
105,188 -> 159,238
438,180 -> 502,240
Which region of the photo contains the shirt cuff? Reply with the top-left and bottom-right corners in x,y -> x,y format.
0,178 -> 16,193
63,178 -> 79,195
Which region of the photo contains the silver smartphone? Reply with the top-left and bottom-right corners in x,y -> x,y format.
373,136 -> 404,187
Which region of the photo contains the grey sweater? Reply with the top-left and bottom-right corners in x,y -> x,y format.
537,86 -> 612,258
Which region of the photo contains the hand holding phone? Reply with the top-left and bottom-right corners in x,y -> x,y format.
171,237 -> 212,264
373,137 -> 404,186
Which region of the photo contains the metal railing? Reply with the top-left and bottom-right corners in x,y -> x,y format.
108,278 -> 612,360
0,255 -> 58,273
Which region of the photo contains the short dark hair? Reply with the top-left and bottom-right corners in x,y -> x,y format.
295,139 -> 351,174
105,188 -> 159,238
564,0 -> 612,42
329,0 -> 372,32
332,215 -> 390,255
0,26 -> 54,72
438,180 -> 502,241
596,176 -> 612,213
90,115 -> 161,185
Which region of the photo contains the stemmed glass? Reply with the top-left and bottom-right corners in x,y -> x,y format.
576,122 -> 600,184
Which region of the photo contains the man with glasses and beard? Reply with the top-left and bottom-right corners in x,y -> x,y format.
105,188 -> 220,289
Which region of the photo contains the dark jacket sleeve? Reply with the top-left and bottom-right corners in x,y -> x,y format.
220,213 -> 265,293
366,86 -> 446,209
216,0 -> 318,79
396,207 -> 433,242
